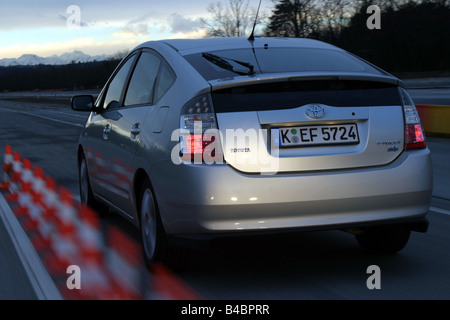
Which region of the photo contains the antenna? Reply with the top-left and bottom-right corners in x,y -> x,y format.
248,0 -> 262,42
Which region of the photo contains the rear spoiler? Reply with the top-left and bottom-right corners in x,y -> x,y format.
208,72 -> 404,91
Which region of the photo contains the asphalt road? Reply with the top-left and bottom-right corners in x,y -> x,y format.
409,89 -> 450,105
404,77 -> 450,105
0,95 -> 449,300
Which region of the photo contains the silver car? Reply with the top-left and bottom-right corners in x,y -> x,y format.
71,37 -> 432,267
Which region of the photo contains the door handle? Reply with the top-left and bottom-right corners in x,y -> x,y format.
131,123 -> 141,136
103,124 -> 111,140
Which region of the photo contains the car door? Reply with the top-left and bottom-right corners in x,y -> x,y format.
85,53 -> 138,200
106,50 -> 167,218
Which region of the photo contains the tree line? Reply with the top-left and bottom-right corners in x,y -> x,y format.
336,0 -> 450,73
0,60 -> 120,93
204,0 -> 450,74
1,0 -> 448,92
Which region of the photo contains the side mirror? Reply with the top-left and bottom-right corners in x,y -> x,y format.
71,95 -> 95,111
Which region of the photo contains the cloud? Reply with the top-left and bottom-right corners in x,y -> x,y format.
128,13 -> 153,25
114,12 -> 204,39
116,23 -> 150,37
168,28 -> 208,40
0,1 -> 216,59
169,13 -> 202,34
114,13 -> 153,38
57,14 -> 92,28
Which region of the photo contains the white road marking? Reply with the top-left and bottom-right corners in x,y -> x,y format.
430,206 -> 450,216
0,194 -> 62,300
56,111 -> 88,119
1,108 -> 84,127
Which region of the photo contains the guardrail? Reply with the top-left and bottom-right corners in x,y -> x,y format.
416,104 -> 450,138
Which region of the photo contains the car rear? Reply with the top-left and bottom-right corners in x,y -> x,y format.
156,38 -> 432,249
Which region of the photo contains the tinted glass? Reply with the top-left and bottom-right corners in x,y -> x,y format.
256,48 -> 370,73
184,48 -> 383,81
185,50 -> 256,80
212,80 -> 401,113
125,52 -> 161,106
154,63 -> 176,103
103,55 -> 135,110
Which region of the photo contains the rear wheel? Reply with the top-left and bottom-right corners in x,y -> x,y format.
79,154 -> 106,214
356,225 -> 411,254
139,178 -> 187,269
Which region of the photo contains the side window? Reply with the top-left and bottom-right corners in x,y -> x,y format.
124,52 -> 161,107
102,55 -> 136,110
154,62 -> 176,103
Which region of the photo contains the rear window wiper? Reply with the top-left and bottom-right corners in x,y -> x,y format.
202,52 -> 255,76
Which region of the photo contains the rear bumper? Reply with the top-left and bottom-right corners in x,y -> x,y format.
151,148 -> 433,238
166,217 -> 429,246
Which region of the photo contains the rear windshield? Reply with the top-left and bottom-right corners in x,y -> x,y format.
212,80 -> 401,113
184,48 -> 384,81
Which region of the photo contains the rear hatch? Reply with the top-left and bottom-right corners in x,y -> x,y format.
180,40 -> 405,174
211,75 -> 404,174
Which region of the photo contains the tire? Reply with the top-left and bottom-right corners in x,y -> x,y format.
356,225 -> 411,254
139,178 -> 187,270
79,154 -> 107,214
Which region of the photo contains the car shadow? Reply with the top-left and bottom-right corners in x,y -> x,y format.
178,230 -> 425,299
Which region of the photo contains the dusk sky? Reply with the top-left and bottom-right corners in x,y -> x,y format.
0,0 -> 272,59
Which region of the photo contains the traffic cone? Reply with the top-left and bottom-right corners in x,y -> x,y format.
5,151 -> 22,202
13,181 -> 33,218
31,166 -> 46,206
105,226 -> 143,299
13,159 -> 34,217
151,263 -> 201,300
39,175 -> 59,221
54,187 -> 78,227
22,191 -> 44,232
31,174 -> 58,252
21,159 -> 33,188
44,187 -> 79,275
78,204 -> 104,264
76,205 -> 111,299
0,145 -> 13,190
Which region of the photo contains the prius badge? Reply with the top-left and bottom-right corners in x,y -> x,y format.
306,105 -> 326,119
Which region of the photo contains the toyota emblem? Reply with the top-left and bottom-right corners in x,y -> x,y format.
306,105 -> 325,119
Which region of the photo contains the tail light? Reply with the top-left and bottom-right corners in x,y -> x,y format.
399,87 -> 426,150
179,94 -> 222,164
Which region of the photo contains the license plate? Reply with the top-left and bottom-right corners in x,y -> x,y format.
276,124 -> 359,147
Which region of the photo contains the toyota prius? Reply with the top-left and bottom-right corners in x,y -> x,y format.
71,37 -> 433,267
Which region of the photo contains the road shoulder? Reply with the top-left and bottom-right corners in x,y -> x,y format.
0,194 -> 61,300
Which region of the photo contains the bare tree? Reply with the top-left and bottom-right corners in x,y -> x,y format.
107,49 -> 130,61
201,0 -> 255,37
265,0 -> 321,38
354,0 -> 413,11
320,0 -> 354,42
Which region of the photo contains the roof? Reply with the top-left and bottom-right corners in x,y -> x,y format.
139,37 -> 342,56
